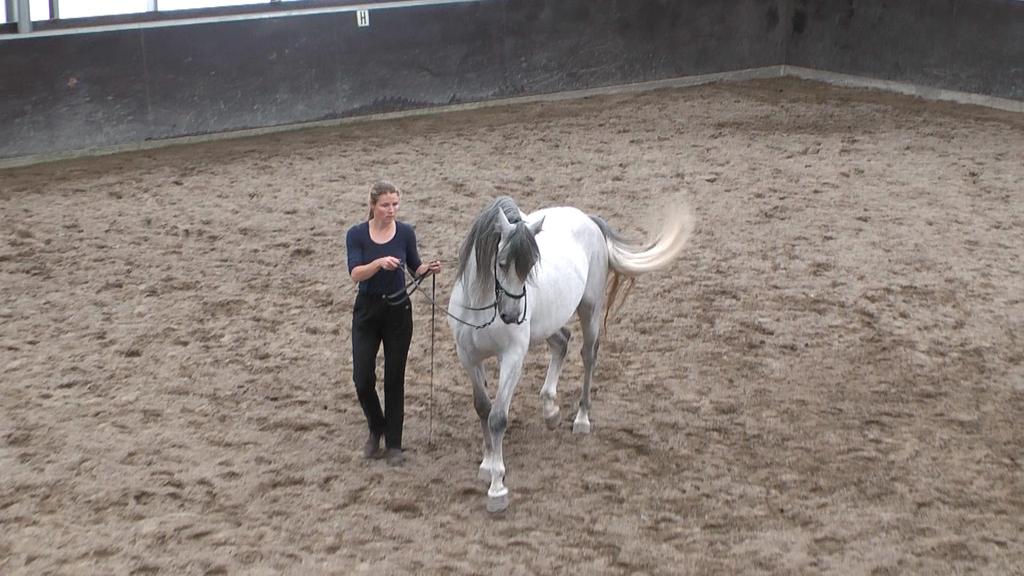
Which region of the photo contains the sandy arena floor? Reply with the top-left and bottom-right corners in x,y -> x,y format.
1,77 -> 1022,575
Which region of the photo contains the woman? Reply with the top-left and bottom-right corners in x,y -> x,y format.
346,181 -> 441,465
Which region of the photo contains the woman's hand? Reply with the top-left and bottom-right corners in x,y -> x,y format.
417,259 -> 442,277
377,256 -> 402,271
352,256 -> 401,282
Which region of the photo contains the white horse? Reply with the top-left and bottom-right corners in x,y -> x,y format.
447,196 -> 693,512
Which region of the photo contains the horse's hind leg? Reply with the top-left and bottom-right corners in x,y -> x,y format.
574,303 -> 601,434
540,327 -> 571,429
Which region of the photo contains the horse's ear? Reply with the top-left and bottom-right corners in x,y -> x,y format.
528,216 -> 544,237
494,207 -> 512,234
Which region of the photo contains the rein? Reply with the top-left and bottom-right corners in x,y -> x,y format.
398,247 -> 528,330
382,261 -> 427,306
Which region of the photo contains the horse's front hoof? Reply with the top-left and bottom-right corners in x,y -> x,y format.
486,485 -> 509,513
544,409 -> 560,430
486,492 -> 510,513
572,419 -> 591,434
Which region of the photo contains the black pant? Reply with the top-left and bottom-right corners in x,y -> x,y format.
351,292 -> 413,449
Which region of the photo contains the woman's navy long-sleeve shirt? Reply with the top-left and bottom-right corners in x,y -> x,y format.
346,221 -> 422,296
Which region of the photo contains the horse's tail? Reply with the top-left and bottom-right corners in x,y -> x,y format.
590,204 -> 695,325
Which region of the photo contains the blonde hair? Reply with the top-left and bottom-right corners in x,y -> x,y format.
368,180 -> 401,220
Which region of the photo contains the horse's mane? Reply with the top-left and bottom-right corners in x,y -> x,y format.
457,196 -> 540,299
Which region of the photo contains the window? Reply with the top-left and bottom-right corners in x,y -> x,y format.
2,0 -> 57,23
2,0 -> 289,22
59,1 -> 150,19
155,0 -> 274,12
1,0 -> 372,27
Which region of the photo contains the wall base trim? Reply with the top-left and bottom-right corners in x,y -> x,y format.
783,65 -> 1024,114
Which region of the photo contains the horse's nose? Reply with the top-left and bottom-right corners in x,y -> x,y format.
500,313 -> 517,324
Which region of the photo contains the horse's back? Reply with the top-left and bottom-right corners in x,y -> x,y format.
528,206 -> 601,241
529,206 -> 608,276
524,207 -> 607,341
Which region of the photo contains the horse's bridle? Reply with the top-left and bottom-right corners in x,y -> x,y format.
494,252 -> 529,325
400,245 -> 528,329
462,246 -> 528,327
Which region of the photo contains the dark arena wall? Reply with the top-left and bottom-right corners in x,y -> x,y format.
787,0 -> 1024,101
0,0 -> 1021,162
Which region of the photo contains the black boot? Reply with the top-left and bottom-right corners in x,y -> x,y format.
363,432 -> 383,460
384,447 -> 405,466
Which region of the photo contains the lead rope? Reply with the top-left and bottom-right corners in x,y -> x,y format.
429,273 -> 436,449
